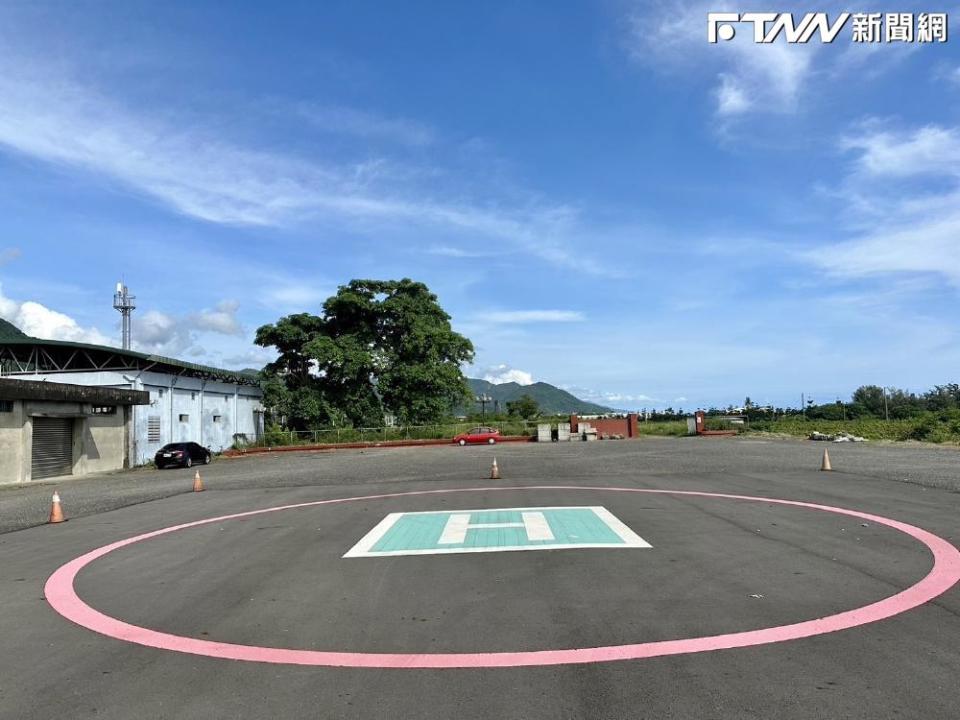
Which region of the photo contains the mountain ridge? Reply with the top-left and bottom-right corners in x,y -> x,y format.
464,378 -> 614,415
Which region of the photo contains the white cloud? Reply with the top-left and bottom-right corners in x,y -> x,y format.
484,310 -> 585,324
134,310 -> 190,355
0,56 -> 611,275
134,301 -> 248,356
806,121 -> 960,286
223,347 -> 277,369
602,392 -> 661,404
807,211 -> 960,285
0,283 -> 112,345
482,364 -> 534,385
627,2 -> 815,118
427,245 -> 499,259
191,300 -> 243,336
561,383 -> 663,407
298,104 -> 434,146
263,283 -> 331,310
715,74 -> 751,115
841,124 -> 960,179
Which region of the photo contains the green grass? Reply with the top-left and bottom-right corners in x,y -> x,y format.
635,421 -> 689,437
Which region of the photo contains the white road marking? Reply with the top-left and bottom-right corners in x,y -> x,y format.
521,511 -> 554,541
341,512 -> 402,558
591,506 -> 652,547
439,512 -> 554,544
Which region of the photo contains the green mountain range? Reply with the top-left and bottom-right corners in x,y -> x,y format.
463,378 -> 614,415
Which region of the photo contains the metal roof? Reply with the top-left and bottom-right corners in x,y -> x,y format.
0,318 -> 259,386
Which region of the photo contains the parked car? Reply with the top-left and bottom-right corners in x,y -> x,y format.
453,426 -> 500,446
154,442 -> 212,469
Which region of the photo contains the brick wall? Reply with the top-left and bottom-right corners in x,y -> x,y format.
569,413 -> 639,438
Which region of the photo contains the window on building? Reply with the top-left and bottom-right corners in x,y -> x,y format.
148,417 -> 161,443
213,415 -> 222,423
179,414 -> 189,423
0,400 -> 13,413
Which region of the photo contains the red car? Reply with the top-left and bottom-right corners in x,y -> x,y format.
453,426 -> 500,446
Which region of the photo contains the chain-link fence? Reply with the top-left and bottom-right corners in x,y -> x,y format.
251,420 -> 540,448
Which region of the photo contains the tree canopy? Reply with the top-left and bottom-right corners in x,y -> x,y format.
506,394 -> 540,419
255,279 -> 474,428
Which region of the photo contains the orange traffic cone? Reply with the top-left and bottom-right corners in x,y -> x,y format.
490,458 -> 500,480
48,491 -> 65,524
193,470 -> 204,492
820,448 -> 832,472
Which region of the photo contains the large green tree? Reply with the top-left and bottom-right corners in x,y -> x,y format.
255,279 -> 474,428
506,394 -> 540,420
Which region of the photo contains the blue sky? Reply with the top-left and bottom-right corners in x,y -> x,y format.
0,1 -> 958,410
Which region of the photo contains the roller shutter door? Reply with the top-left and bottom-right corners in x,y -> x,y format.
31,417 -> 74,479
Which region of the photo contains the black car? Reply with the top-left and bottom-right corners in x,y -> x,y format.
154,442 -> 212,469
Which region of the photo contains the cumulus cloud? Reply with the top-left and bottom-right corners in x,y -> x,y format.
134,301 -> 247,356
134,310 -> 191,355
0,283 -> 112,344
191,300 -> 244,336
223,347 -> 277,369
482,364 -> 534,385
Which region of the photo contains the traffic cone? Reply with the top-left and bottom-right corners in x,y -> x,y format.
490,458 -> 500,480
820,448 -> 832,472
193,470 -> 204,492
48,491 -> 65,524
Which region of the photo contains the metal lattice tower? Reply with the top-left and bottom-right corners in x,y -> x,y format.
112,282 -> 136,350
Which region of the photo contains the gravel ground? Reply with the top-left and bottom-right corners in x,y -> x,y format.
2,435 -> 959,535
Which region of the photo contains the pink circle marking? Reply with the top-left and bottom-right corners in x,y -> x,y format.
45,486 -> 960,668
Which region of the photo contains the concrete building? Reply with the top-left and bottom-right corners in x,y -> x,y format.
0,378 -> 149,484
0,319 -> 264,467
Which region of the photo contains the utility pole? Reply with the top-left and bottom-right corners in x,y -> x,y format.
476,394 -> 492,422
883,387 -> 889,421
801,392 -> 805,419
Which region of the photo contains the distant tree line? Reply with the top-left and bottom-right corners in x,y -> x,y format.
638,385 -> 960,424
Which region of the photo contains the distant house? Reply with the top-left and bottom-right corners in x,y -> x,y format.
0,318 -> 263,471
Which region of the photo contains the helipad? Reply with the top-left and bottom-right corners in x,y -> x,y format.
343,505 -> 652,557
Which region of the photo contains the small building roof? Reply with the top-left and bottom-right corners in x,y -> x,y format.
0,377 -> 150,405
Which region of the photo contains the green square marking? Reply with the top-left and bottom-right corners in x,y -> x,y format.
343,506 -> 651,557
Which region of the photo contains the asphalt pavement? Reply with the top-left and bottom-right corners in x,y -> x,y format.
1,437 -> 960,719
